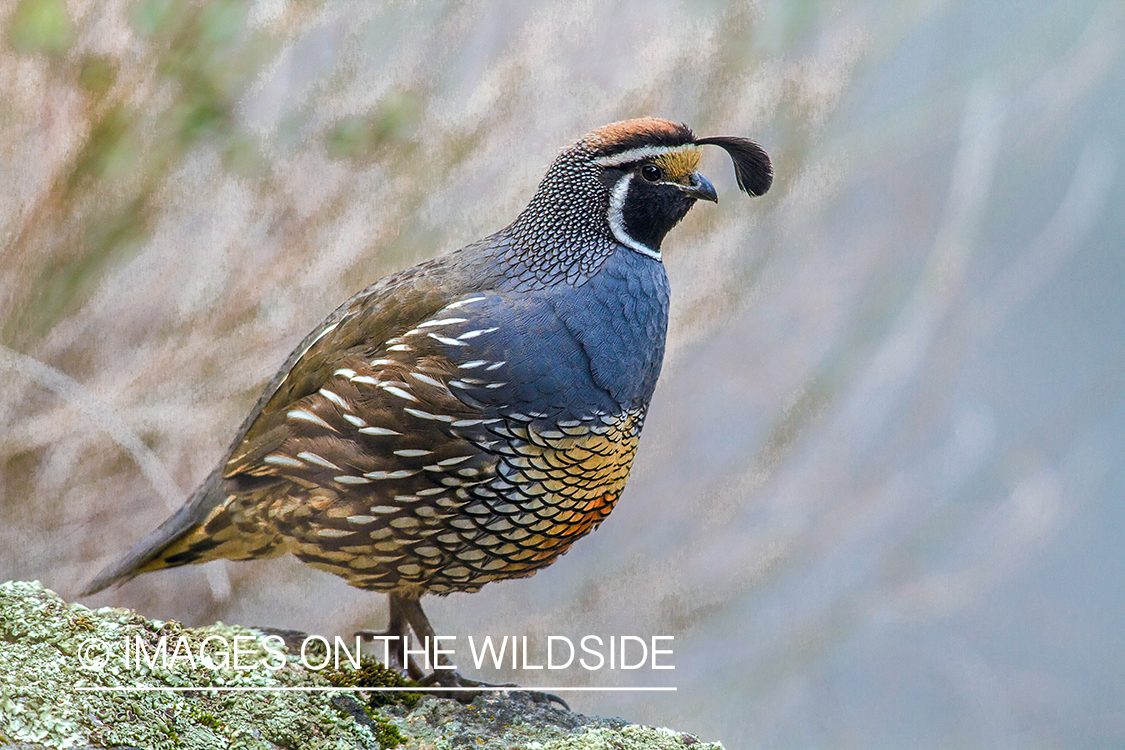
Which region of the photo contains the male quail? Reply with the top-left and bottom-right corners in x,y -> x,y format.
84,117 -> 771,689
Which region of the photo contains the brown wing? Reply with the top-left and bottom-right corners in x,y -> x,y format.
210,287 -> 507,591
222,254 -> 483,477
79,254 -> 495,590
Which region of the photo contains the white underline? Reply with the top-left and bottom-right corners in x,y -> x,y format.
75,685 -> 676,693
606,172 -> 662,260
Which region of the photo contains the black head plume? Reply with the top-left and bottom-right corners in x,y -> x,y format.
694,136 -> 773,197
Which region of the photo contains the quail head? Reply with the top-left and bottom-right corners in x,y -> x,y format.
84,117 -> 772,690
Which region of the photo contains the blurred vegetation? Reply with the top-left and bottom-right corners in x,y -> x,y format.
3,0 -> 277,350
8,0 -> 73,55
2,1 -> 1123,747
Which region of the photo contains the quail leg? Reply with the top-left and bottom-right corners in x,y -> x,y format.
397,596 -> 569,710
355,593 -> 425,679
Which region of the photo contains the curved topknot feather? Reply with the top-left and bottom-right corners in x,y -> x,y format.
694,136 -> 773,197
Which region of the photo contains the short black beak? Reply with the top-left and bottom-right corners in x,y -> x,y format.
679,171 -> 718,203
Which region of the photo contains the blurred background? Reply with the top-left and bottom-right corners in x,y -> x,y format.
2,0 -> 1123,746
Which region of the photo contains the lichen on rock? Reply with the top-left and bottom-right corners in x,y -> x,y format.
0,580 -> 722,750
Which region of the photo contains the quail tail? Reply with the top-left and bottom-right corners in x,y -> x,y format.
82,470 -> 276,595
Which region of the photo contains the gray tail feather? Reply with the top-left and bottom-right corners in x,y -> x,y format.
81,470 -> 227,596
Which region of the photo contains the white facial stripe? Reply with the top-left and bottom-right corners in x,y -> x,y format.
607,172 -> 661,261
594,143 -> 697,168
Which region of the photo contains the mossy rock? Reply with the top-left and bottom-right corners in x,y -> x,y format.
0,581 -> 722,749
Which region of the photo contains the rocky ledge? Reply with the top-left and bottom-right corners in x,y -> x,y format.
0,581 -> 720,750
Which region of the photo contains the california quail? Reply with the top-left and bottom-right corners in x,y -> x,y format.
84,117 -> 771,689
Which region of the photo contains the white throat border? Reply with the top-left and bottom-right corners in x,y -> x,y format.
606,173 -> 661,261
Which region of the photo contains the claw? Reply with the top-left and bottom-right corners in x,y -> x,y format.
522,689 -> 570,711
417,668 -> 569,710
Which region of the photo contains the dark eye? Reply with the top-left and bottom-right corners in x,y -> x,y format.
640,164 -> 663,182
